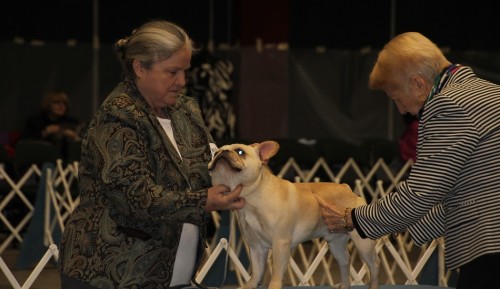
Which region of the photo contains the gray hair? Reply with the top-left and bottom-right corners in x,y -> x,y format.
115,20 -> 196,78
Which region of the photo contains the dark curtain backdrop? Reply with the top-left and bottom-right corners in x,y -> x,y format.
287,50 -> 500,145
288,49 -> 387,145
2,42 -> 500,147
237,47 -> 289,142
0,42 -> 122,133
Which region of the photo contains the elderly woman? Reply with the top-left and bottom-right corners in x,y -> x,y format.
58,20 -> 245,289
317,32 -> 500,289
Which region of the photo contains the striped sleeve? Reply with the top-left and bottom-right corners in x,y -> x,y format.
407,204 -> 445,246
354,96 -> 479,240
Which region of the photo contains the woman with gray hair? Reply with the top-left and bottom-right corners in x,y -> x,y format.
59,20 -> 245,289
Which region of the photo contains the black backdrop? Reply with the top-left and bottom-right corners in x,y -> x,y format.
1,0 -> 499,49
1,0 -> 499,145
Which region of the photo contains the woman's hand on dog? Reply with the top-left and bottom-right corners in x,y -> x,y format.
315,195 -> 347,233
205,184 -> 245,212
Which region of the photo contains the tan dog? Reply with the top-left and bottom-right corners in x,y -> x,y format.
208,140 -> 379,289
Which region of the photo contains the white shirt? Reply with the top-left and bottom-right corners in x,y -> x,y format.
157,117 -> 198,286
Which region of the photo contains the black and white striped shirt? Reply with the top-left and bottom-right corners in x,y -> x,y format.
354,66 -> 500,270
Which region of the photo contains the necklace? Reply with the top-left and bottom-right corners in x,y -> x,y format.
426,63 -> 462,104
418,63 -> 461,119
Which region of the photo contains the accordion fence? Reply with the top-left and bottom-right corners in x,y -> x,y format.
0,157 -> 453,288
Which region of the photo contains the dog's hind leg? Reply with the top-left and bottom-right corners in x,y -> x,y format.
349,230 -> 380,289
326,233 -> 351,289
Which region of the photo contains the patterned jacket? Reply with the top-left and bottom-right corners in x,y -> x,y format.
354,66 -> 500,270
59,79 -> 214,288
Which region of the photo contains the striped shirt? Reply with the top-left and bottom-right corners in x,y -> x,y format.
353,66 -> 500,270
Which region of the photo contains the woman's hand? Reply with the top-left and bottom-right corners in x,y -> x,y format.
205,184 -> 245,212
315,195 -> 351,233
62,129 -> 81,141
42,124 -> 61,137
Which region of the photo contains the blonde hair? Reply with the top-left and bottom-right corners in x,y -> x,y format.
114,20 -> 197,78
369,32 -> 451,90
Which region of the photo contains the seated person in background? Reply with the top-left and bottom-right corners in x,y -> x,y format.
21,91 -> 83,158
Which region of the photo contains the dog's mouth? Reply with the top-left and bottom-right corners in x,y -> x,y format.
208,150 -> 244,171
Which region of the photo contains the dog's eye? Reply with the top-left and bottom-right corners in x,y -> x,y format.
235,149 -> 245,155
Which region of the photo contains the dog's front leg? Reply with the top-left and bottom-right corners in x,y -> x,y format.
268,239 -> 291,289
241,243 -> 268,289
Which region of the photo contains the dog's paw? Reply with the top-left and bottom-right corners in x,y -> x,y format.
331,284 -> 348,289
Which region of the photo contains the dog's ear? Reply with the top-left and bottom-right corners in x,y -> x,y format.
258,141 -> 280,164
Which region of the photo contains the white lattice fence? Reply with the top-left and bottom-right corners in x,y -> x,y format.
0,164 -> 40,254
0,157 -> 452,288
196,157 -> 452,287
0,159 -> 77,288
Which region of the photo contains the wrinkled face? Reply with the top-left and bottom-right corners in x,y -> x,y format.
384,80 -> 426,116
136,47 -> 192,111
208,144 -> 263,190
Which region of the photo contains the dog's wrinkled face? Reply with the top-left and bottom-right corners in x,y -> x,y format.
208,141 -> 280,190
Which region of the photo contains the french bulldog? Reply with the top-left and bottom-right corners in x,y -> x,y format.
208,140 -> 379,289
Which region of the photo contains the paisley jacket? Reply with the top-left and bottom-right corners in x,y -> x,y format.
59,79 -> 214,288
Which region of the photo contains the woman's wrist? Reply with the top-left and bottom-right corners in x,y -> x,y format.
341,207 -> 354,233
